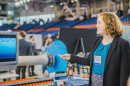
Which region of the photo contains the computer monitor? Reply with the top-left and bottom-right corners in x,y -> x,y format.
0,32 -> 18,72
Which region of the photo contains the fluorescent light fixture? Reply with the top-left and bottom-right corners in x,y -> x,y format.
71,0 -> 74,3
26,0 -> 30,2
20,0 -> 23,4
23,0 -> 26,3
60,3 -> 63,5
15,2 -> 20,6
50,5 -> 53,8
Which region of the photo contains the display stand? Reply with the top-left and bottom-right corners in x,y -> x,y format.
72,38 -> 85,74
73,38 -> 85,55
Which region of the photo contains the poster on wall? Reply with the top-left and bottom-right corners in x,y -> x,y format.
122,25 -> 130,44
25,34 -> 43,50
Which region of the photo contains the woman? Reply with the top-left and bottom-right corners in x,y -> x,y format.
41,36 -> 53,74
41,36 -> 53,55
60,12 -> 129,86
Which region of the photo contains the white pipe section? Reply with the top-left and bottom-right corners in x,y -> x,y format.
17,55 -> 48,66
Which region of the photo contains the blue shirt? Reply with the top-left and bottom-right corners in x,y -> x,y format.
92,42 -> 111,75
41,46 -> 49,55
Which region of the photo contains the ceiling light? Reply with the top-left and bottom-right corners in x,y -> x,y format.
60,3 -> 63,5
71,0 -> 74,3
75,0 -> 77,1
15,2 -> 20,6
50,5 -> 53,8
26,0 -> 30,2
23,0 -> 26,3
20,1 -> 23,4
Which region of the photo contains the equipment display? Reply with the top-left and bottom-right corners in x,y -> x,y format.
0,33 -> 89,85
17,40 -> 68,73
0,32 -> 18,72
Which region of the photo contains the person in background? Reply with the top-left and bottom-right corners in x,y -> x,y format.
28,35 -> 37,77
60,12 -> 129,86
54,32 -> 60,41
41,35 -> 53,74
16,31 -> 31,79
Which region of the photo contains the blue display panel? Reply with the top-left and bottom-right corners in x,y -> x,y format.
0,35 -> 16,62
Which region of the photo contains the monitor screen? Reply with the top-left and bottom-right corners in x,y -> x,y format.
0,35 -> 16,62
0,32 -> 18,72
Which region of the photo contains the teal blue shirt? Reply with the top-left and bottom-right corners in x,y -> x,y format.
92,42 -> 111,75
41,46 -> 49,55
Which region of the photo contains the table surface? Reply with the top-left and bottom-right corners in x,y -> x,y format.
54,75 -> 89,86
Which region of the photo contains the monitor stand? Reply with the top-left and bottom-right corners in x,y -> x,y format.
72,38 -> 85,73
73,38 -> 85,55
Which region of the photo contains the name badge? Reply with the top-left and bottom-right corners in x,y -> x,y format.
94,55 -> 102,66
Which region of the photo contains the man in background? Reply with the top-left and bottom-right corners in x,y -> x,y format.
28,35 -> 37,76
16,31 -> 31,79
